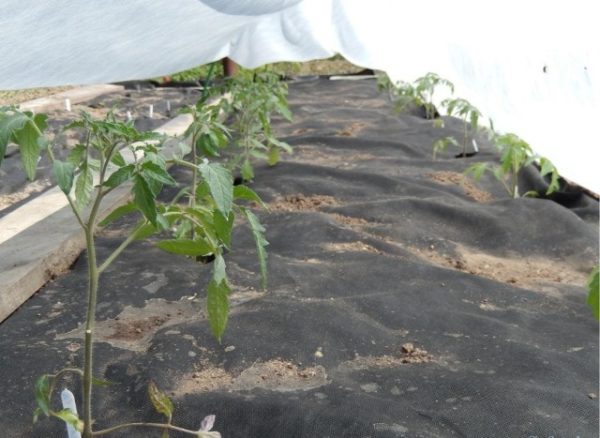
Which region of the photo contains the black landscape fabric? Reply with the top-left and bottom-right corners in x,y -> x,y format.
0,78 -> 598,437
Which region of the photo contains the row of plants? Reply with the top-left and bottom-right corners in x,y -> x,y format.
378,72 -> 560,198
379,72 -> 598,318
0,65 -> 293,437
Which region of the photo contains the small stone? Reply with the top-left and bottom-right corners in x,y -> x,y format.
224,346 -> 236,352
188,351 -> 197,357
588,393 -> 597,400
401,343 -> 415,354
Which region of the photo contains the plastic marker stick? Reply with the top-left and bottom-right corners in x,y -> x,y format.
472,139 -> 479,152
126,111 -> 132,121
64,98 -> 71,112
149,104 -> 154,119
166,100 -> 171,112
60,389 -> 82,438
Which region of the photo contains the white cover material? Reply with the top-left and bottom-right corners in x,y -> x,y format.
0,0 -> 598,192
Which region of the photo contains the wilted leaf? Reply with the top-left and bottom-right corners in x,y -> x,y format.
148,381 -> 174,419
34,375 -> 51,418
52,409 -> 83,433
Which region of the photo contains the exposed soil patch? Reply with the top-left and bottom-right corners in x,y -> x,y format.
409,242 -> 588,296
291,144 -> 376,168
329,213 -> 369,228
338,343 -> 434,372
325,241 -> 381,254
427,171 -> 493,203
268,194 -> 339,212
55,298 -> 199,352
337,122 -> 367,137
176,359 -> 328,396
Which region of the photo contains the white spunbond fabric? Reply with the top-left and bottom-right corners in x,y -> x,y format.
0,0 -> 598,192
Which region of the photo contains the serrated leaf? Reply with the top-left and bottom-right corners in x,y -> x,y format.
464,163 -> 488,181
74,164 -> 94,211
52,409 -> 83,432
110,151 -> 127,167
207,278 -> 230,342
52,160 -> 75,195
99,202 -> 137,227
0,111 -> 29,168
587,267 -> 599,320
199,162 -> 233,215
133,174 -> 157,225
148,381 -> 174,419
243,209 -> 268,289
34,375 -> 51,417
233,185 -> 265,207
156,239 -> 213,257
214,211 -> 234,247
103,164 -> 134,188
13,115 -> 46,180
67,144 -> 86,166
142,161 -> 177,186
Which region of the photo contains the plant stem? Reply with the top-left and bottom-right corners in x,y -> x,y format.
92,421 -> 201,436
82,224 -> 98,438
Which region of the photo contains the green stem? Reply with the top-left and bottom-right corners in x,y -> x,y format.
92,421 -> 202,436
82,225 -> 98,438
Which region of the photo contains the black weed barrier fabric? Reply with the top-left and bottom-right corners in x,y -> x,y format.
0,79 -> 598,437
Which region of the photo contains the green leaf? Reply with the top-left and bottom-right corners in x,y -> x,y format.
110,151 -> 127,167
13,114 -> 47,180
34,374 -> 51,418
156,239 -> 213,257
240,159 -> 254,182
587,266 -> 599,320
464,163 -> 489,181
92,377 -> 113,387
243,209 -> 268,289
199,162 -> 233,215
52,160 -> 75,195
214,211 -> 234,247
134,222 -> 158,240
213,254 -> 227,283
0,111 -> 29,168
52,409 -> 83,433
103,164 -> 134,188
148,381 -> 174,419
99,202 -> 137,227
207,278 -> 230,342
233,185 -> 265,207
267,147 -> 280,166
142,161 -> 177,186
133,174 -> 157,225
539,157 -> 560,195
66,144 -> 86,166
74,163 -> 94,211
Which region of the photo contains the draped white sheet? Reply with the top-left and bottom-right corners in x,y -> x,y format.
1,0 -> 598,192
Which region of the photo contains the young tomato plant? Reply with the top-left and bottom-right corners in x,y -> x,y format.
440,97 -> 482,157
377,72 -> 454,120
465,132 -> 559,198
0,105 -> 271,437
220,67 -> 293,182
